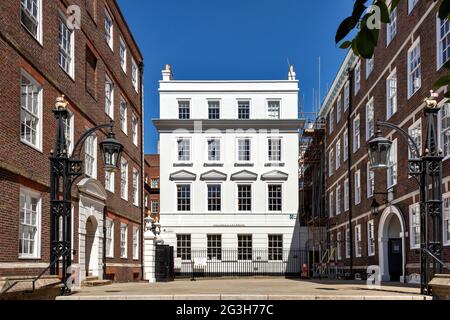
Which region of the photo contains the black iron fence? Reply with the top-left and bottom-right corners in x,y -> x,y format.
174,249 -> 307,279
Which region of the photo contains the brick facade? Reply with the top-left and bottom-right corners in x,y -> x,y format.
317,0 -> 450,281
0,0 -> 144,283
144,154 -> 160,221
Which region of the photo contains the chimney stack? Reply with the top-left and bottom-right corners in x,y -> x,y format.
288,64 -> 296,80
162,64 -> 173,81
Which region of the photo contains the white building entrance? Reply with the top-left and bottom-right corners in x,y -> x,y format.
77,179 -> 107,282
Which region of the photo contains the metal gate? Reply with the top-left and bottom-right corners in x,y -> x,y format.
174,249 -> 306,279
155,245 -> 175,282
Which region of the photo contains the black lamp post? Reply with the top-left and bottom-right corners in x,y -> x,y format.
367,91 -> 444,295
49,96 -> 123,294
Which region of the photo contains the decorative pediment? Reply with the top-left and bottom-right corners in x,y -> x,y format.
77,178 -> 107,201
230,170 -> 258,181
261,170 -> 289,181
169,170 -> 197,181
200,170 -> 227,181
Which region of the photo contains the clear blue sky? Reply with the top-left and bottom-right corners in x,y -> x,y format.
118,0 -> 354,154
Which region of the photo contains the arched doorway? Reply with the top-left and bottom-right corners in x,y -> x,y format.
77,178 -> 107,283
85,215 -> 98,277
378,206 -> 406,282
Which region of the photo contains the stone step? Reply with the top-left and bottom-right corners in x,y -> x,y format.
84,276 -> 99,282
81,279 -> 112,287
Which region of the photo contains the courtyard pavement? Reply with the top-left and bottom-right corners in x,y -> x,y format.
57,278 -> 431,300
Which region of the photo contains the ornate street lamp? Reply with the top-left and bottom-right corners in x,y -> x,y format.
99,130 -> 123,172
49,96 -> 123,294
366,91 -> 445,296
367,129 -> 393,170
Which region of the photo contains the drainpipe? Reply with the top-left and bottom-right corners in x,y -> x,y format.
139,61 -> 145,281
346,67 -> 354,279
103,206 -> 107,279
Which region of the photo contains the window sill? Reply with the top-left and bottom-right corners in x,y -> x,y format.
204,163 -> 224,167
235,163 -> 254,167
265,163 -> 285,167
174,163 -> 193,167
18,255 -> 41,260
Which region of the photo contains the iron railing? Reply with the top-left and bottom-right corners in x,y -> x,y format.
174,249 -> 307,279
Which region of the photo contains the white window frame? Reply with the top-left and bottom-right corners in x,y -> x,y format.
355,224 -> 362,258
206,184 -> 222,212
346,228 -> 351,258
178,100 -> 191,120
20,70 -> 43,152
119,36 -> 127,73
105,218 -> 114,258
408,0 -> 419,14
132,113 -> 138,146
437,15 -> 450,70
105,8 -> 114,50
337,232 -> 342,261
368,220 -> 375,256
207,137 -> 222,163
20,0 -> 43,44
344,128 -> 349,161
408,119 -> 422,160
329,191 -> 334,218
133,227 -> 139,260
121,158 -> 129,201
151,200 -> 159,214
344,178 -> 350,212
132,168 -> 139,207
237,100 -> 251,120
354,61 -> 361,95
387,8 -> 397,46
353,115 -> 361,153
176,137 -> 192,163
336,185 -> 341,216
387,139 -> 398,189
18,187 -> 42,259
366,98 -> 375,140
105,171 -> 115,193
386,68 -> 397,120
208,100 -> 221,120
132,57 -> 139,92
367,162 -> 374,199
439,103 -> 450,160
58,14 -> 75,78
120,97 -> 128,135
105,75 -> 114,119
236,137 -> 252,163
237,184 -> 253,212
329,107 -> 335,133
329,148 -> 334,177
344,81 -> 350,111
366,57 -> 374,79
267,184 -> 283,213
407,38 -> 421,99
85,134 -> 97,179
336,139 -> 341,170
267,100 -> 281,119
120,223 -> 128,259
177,184 -> 192,213
63,111 -> 74,155
354,170 -> 361,205
443,194 -> 450,246
267,137 -> 283,163
409,203 -> 421,249
336,95 -> 342,123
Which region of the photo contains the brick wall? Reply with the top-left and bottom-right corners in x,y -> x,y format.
0,0 -> 144,282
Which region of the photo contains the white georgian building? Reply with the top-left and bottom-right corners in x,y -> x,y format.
153,65 -> 305,266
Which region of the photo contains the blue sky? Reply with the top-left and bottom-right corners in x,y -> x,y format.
118,0 -> 354,154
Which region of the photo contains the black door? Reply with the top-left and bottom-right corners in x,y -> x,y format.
155,245 -> 175,282
388,239 -> 402,282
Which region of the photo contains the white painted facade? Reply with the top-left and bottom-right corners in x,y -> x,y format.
154,66 -> 306,258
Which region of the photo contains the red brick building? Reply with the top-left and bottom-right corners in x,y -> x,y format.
0,0 -> 144,284
144,154 -> 160,221
316,0 -> 450,282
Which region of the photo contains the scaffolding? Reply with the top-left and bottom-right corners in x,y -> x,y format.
299,114 -> 343,279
